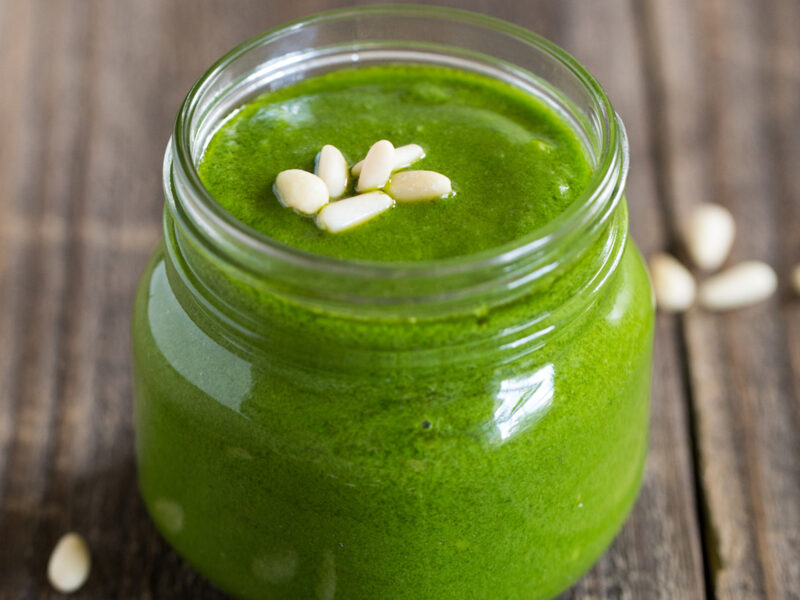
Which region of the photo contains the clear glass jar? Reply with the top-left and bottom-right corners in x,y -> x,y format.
132,6 -> 653,600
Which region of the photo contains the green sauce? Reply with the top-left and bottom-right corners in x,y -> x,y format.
198,65 -> 592,261
133,64 -> 654,599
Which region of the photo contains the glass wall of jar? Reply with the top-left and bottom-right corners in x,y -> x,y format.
132,7 -> 653,600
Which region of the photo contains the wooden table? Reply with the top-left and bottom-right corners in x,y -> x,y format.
1,0 -> 798,597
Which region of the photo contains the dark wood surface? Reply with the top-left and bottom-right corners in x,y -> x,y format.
0,0 -> 798,598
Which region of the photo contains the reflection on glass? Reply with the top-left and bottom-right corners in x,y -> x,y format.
493,364 -> 555,441
148,262 -> 253,411
607,272 -> 633,324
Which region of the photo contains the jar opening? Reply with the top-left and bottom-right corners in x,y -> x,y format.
166,5 -> 629,314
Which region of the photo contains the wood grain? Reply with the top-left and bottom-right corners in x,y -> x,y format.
0,0 -> 797,598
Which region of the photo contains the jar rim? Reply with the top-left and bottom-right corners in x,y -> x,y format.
167,4 -> 629,310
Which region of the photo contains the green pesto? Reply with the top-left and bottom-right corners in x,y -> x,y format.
133,64 -> 654,600
198,65 -> 592,261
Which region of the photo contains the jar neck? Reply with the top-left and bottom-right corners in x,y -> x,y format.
161,6 -> 630,364
162,202 -> 628,371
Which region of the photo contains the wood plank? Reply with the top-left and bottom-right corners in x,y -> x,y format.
0,0 -> 37,505
646,0 -> 800,597
770,0 -> 800,416
762,0 -> 800,594
0,0 -> 87,596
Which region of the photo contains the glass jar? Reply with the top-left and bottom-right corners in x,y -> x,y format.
132,6 -> 653,600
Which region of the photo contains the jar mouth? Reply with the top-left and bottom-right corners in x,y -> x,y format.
167,4 -> 629,311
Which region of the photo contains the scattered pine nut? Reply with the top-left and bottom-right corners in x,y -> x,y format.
47,533 -> 91,594
274,169 -> 329,215
793,264 -> 800,296
698,260 -> 777,311
387,170 -> 452,202
356,140 -> 395,192
315,145 -> 348,198
316,192 -> 394,233
649,253 -> 696,312
352,143 -> 424,176
682,203 -> 735,271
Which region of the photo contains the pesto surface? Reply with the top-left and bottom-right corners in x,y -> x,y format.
198,65 -> 592,261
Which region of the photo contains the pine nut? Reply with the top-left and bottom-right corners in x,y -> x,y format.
274,169 -> 329,215
682,203 -> 735,271
393,143 -> 426,170
649,253 -> 696,312
387,170 -> 452,202
356,140 -> 395,192
315,144 -> 348,198
47,533 -> 91,594
792,264 -> 800,296
316,192 -> 394,233
698,261 -> 777,310
351,143 -> 424,176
